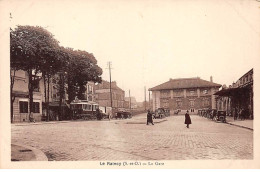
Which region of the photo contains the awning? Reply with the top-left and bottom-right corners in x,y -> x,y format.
214,87 -> 247,97
49,102 -> 67,107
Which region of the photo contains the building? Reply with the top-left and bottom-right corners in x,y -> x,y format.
124,96 -> 138,109
83,81 -> 95,102
40,74 -> 70,121
149,77 -> 221,114
11,70 -> 43,122
94,80 -> 125,112
215,69 -> 253,119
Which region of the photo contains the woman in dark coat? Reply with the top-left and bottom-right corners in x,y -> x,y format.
185,110 -> 191,128
147,110 -> 154,125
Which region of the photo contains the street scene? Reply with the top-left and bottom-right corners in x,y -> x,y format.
12,114 -> 253,161
3,0 -> 259,166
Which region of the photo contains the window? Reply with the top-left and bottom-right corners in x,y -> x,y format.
19,101 -> 28,113
174,90 -> 182,97
190,90 -> 195,96
190,100 -> 195,107
203,99 -> 210,106
203,90 -> 208,94
176,101 -> 182,108
32,79 -> 40,92
32,102 -> 40,113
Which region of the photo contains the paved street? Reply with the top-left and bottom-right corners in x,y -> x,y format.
11,114 -> 253,160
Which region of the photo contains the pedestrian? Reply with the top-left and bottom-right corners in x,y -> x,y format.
96,108 -> 102,120
184,110 -> 191,128
147,109 -> 154,125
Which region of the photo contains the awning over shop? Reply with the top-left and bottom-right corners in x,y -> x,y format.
214,87 -> 246,97
49,102 -> 67,107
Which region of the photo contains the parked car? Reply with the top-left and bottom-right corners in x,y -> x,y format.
153,108 -> 166,119
115,111 -> 132,119
164,108 -> 170,116
123,111 -> 132,119
213,110 -> 226,123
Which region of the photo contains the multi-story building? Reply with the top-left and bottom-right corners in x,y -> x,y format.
94,80 -> 125,111
83,81 -> 95,102
11,70 -> 43,122
149,77 -> 221,114
215,68 -> 253,119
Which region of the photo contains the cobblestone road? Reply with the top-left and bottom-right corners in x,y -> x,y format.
11,114 -> 253,160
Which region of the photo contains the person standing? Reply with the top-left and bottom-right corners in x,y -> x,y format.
147,110 -> 154,125
96,108 -> 102,120
185,110 -> 191,128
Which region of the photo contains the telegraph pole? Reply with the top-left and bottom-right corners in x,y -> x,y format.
129,90 -> 131,111
144,86 -> 146,110
149,90 -> 151,110
108,62 -> 113,108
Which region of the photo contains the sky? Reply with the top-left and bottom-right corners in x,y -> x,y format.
5,0 -> 260,102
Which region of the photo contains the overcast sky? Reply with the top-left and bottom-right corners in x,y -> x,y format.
7,0 -> 260,102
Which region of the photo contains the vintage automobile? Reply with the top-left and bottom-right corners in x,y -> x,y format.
164,108 -> 170,117
115,111 -> 132,119
213,110 -> 226,123
153,108 -> 166,119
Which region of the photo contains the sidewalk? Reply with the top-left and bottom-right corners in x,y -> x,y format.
12,120 -> 73,126
226,116 -> 253,130
11,144 -> 48,161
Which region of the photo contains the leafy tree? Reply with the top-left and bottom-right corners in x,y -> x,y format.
66,50 -> 102,103
10,25 -> 59,120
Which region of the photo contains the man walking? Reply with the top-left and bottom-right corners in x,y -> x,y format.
147,109 -> 154,125
185,110 -> 192,128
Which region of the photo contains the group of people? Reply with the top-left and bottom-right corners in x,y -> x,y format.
147,109 -> 192,128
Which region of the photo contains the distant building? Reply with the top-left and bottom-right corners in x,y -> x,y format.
149,77 -> 221,114
94,80 -> 125,111
125,97 -> 138,109
215,69 -> 253,119
83,81 -> 95,102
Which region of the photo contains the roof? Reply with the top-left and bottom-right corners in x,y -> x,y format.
95,80 -> 124,92
149,77 -> 221,91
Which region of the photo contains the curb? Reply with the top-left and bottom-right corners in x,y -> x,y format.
226,122 -> 253,131
126,119 -> 168,124
12,143 -> 48,161
12,120 -> 73,126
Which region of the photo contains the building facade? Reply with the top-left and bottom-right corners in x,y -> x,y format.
83,81 -> 95,102
11,70 -> 43,122
94,80 -> 125,111
215,69 -> 253,119
149,77 -> 221,114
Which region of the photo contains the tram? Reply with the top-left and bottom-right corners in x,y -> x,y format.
70,100 -> 99,120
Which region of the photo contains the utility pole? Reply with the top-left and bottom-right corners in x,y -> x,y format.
107,62 -> 113,109
149,90 -> 151,110
129,90 -> 131,111
144,86 -> 146,111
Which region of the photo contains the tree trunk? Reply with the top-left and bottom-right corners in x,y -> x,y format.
10,69 -> 16,123
43,73 -> 47,121
47,74 -> 50,121
28,69 -> 33,121
59,72 -> 64,121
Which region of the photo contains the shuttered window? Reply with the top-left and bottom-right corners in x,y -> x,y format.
19,101 -> 28,113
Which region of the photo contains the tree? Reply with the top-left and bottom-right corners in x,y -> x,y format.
66,49 -> 102,103
10,25 -> 60,121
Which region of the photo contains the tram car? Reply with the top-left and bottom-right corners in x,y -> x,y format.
70,100 -> 99,120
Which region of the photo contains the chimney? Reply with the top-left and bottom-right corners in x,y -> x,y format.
210,76 -> 213,82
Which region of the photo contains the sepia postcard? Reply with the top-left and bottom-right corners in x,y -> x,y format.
0,0 -> 260,169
